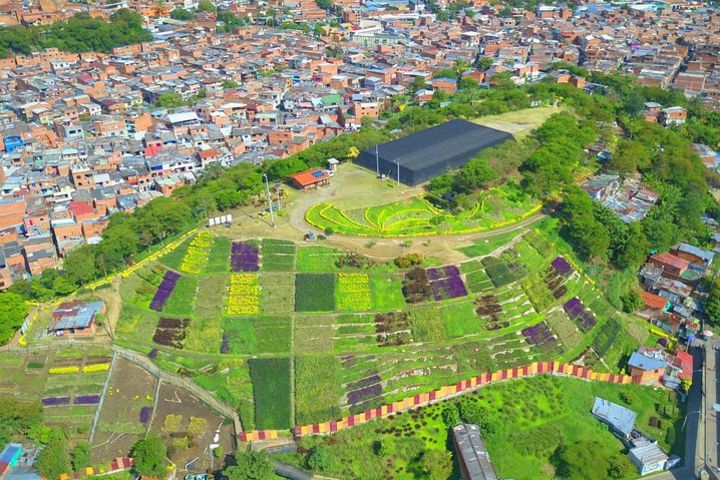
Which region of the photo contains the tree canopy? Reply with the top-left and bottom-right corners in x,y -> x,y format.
224,450 -> 274,480
131,434 -> 167,478
0,10 -> 151,58
0,292 -> 28,345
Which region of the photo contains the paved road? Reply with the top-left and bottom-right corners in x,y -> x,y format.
704,340 -> 719,479
646,344 -> 705,480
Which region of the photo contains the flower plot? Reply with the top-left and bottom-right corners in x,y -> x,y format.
426,265 -> 467,300
550,256 -> 572,276
74,394 -> 101,405
43,396 -> 70,406
227,273 -> 260,315
375,312 -> 412,347
336,273 -> 372,311
402,267 -> 432,303
152,317 -> 190,349
150,271 -> 181,311
231,242 -> 260,272
563,297 -> 596,332
180,231 -> 214,274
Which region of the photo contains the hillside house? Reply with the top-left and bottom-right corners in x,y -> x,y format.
289,168 -> 330,190
48,300 -> 105,337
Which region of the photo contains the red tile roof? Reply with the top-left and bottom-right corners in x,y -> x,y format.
69,201 -> 93,217
672,350 -> 693,380
650,252 -> 690,271
641,290 -> 668,311
290,168 -> 329,187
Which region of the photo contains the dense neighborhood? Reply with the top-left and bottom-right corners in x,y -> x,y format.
1,0 -> 720,479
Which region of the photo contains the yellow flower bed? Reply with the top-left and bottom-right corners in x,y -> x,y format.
180,231 -> 214,274
82,363 -> 110,373
226,273 -> 260,315
48,366 -> 80,374
336,273 -> 372,311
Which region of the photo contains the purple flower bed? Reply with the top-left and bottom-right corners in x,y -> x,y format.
563,297 -> 596,332
347,383 -> 382,406
150,271 -> 181,311
521,323 -> 554,345
42,396 -> 70,406
231,242 -> 260,272
346,374 -> 381,392
74,395 -> 101,405
427,265 -> 467,300
140,406 -> 152,423
563,297 -> 583,316
551,256 -> 572,276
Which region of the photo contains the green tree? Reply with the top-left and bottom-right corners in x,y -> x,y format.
441,405 -> 460,427
706,287 -> 720,325
170,7 -> 194,20
62,248 -> 98,286
197,0 -> 217,11
476,56 -> 494,71
156,92 -> 185,108
0,292 -> 28,344
621,291 -> 644,313
36,430 -> 70,480
418,449 -> 452,479
71,442 -> 91,472
225,449 -> 274,480
305,444 -> 334,471
607,453 -> 637,479
131,434 -> 167,478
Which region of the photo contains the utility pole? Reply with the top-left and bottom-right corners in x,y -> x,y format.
263,174 -> 275,227
396,160 -> 400,186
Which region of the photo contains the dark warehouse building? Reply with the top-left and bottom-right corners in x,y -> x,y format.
355,119 -> 514,186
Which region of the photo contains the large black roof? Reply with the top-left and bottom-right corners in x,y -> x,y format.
373,119 -> 512,169
355,119 -> 514,186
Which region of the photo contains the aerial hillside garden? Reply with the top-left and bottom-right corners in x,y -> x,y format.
113,225 -> 652,438
2,68 -> 720,480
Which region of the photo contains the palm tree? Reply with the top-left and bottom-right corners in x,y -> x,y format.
453,59 -> 471,82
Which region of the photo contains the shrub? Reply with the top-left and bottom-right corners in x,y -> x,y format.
306,445 -> 334,471
394,253 -> 424,268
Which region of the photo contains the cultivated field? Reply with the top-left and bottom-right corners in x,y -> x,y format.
113,219 -> 651,434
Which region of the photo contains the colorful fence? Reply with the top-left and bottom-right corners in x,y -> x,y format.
237,361 -> 633,442
58,456 -> 133,480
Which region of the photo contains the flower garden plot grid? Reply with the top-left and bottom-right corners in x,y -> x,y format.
150,271 -> 181,311
231,242 -> 260,272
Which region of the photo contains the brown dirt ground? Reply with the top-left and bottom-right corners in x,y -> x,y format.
148,382 -> 234,473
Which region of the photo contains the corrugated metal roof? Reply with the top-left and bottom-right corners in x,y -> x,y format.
591,397 -> 637,437
452,423 -> 498,480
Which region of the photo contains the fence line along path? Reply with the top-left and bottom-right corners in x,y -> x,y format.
239,360 -> 633,442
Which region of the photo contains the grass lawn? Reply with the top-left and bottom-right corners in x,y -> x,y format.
249,357 -> 293,429
284,375 -> 682,480
440,301 -> 481,337
295,273 -> 336,312
296,246 -> 342,272
458,230 -> 522,258
369,273 -> 406,311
